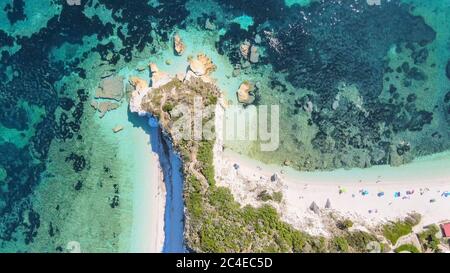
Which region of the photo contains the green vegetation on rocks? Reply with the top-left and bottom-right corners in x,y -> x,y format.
197,141 -> 216,187
383,214 -> 421,245
394,244 -> 420,253
337,219 -> 354,230
417,225 -> 441,252
331,237 -> 350,253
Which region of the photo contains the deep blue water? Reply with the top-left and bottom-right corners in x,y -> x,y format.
148,118 -> 185,253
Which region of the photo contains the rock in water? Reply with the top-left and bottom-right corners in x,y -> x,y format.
249,45 -> 259,63
205,18 -> 216,30
97,102 -> 120,118
446,60 -> 450,80
95,76 -> 124,101
90,100 -> 99,110
237,81 -> 255,104
188,54 -> 216,77
112,125 -> 124,133
149,63 -> 169,88
254,34 -> 262,44
240,40 -> 251,59
173,33 -> 185,56
325,199 -> 331,209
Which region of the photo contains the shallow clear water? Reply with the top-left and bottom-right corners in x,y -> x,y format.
0,0 -> 448,252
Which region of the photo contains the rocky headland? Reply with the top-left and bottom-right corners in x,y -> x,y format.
126,54 -> 446,253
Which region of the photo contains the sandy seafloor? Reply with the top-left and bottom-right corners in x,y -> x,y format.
0,0 -> 449,252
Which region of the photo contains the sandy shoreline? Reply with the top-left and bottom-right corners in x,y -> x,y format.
125,119 -> 167,253
134,151 -> 166,253
216,144 -> 450,236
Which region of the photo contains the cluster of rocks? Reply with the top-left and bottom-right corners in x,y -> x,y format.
239,40 -> 260,64
129,54 -> 218,116
230,36 -> 262,78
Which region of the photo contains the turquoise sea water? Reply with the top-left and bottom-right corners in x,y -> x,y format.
0,0 -> 449,252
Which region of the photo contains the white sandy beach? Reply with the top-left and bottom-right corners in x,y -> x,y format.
215,147 -> 450,236
129,151 -> 166,253
212,95 -> 450,236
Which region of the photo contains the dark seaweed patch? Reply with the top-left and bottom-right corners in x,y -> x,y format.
267,0 -> 435,99
74,180 -> 83,191
59,97 -> 75,111
0,30 -> 14,47
4,0 -> 26,25
98,0 -> 188,62
65,153 -> 87,173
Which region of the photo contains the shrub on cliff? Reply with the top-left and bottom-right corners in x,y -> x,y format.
417,224 -> 441,252
383,220 -> 416,245
185,175 -> 204,219
394,244 -> 420,253
197,141 -> 215,187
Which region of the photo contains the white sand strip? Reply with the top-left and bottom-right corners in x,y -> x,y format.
218,149 -> 450,236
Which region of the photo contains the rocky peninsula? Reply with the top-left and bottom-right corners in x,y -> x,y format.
127,54 -> 450,253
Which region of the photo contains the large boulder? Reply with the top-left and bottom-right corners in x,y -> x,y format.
237,81 -> 255,104
249,45 -> 260,63
91,101 -> 120,118
95,76 -> 124,101
173,33 -> 185,56
149,63 -> 170,88
240,40 -> 251,59
129,76 -> 149,93
188,54 -> 216,77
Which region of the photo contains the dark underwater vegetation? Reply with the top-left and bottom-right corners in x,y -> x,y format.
0,0 -> 449,252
